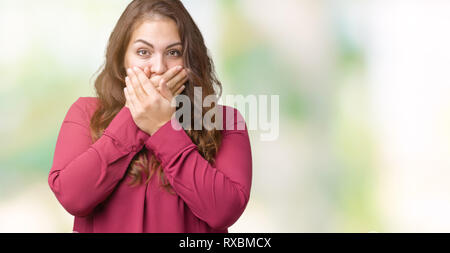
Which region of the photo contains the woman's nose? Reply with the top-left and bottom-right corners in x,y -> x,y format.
149,54 -> 167,75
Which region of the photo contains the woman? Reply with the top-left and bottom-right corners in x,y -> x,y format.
48,0 -> 252,233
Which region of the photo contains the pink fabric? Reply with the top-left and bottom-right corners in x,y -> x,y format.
48,97 -> 252,233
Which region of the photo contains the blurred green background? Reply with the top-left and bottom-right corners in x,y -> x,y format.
1,0 -> 450,232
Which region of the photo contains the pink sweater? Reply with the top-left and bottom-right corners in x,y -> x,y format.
48,97 -> 252,233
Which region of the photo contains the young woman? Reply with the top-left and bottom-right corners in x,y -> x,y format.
48,0 -> 252,233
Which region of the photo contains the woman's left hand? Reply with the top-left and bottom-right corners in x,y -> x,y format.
124,66 -> 176,135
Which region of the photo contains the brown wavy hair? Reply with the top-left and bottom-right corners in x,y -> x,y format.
89,0 -> 223,193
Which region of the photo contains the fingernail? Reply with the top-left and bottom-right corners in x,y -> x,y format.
125,76 -> 129,82
176,66 -> 182,71
133,66 -> 139,71
127,68 -> 132,74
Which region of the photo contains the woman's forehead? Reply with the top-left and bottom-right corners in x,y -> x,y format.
131,18 -> 180,44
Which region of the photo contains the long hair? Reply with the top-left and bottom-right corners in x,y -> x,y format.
89,0 -> 223,193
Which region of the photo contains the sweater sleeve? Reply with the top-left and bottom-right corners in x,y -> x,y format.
48,97 -> 150,217
144,106 -> 253,230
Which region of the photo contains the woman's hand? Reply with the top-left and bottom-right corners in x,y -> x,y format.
143,65 -> 188,98
124,66 -> 180,135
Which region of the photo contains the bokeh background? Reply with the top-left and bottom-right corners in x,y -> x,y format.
1,0 -> 450,232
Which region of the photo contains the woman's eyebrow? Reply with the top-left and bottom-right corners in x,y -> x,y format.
134,39 -> 182,49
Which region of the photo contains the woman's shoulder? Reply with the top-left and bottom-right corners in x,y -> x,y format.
73,96 -> 98,106
64,96 -> 99,124
72,96 -> 99,114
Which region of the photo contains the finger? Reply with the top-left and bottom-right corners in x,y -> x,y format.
123,88 -> 129,108
159,79 -> 173,101
124,87 -> 136,113
166,69 -> 187,91
134,66 -> 159,97
140,76 -> 159,95
125,76 -> 142,112
134,67 -> 159,97
127,68 -> 146,102
174,85 -> 186,96
170,75 -> 188,94
124,78 -> 135,111
160,65 -> 183,89
132,66 -> 150,97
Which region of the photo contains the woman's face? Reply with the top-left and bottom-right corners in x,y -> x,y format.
124,16 -> 184,84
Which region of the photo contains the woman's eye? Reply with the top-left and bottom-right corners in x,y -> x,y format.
168,50 -> 181,57
137,49 -> 149,56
